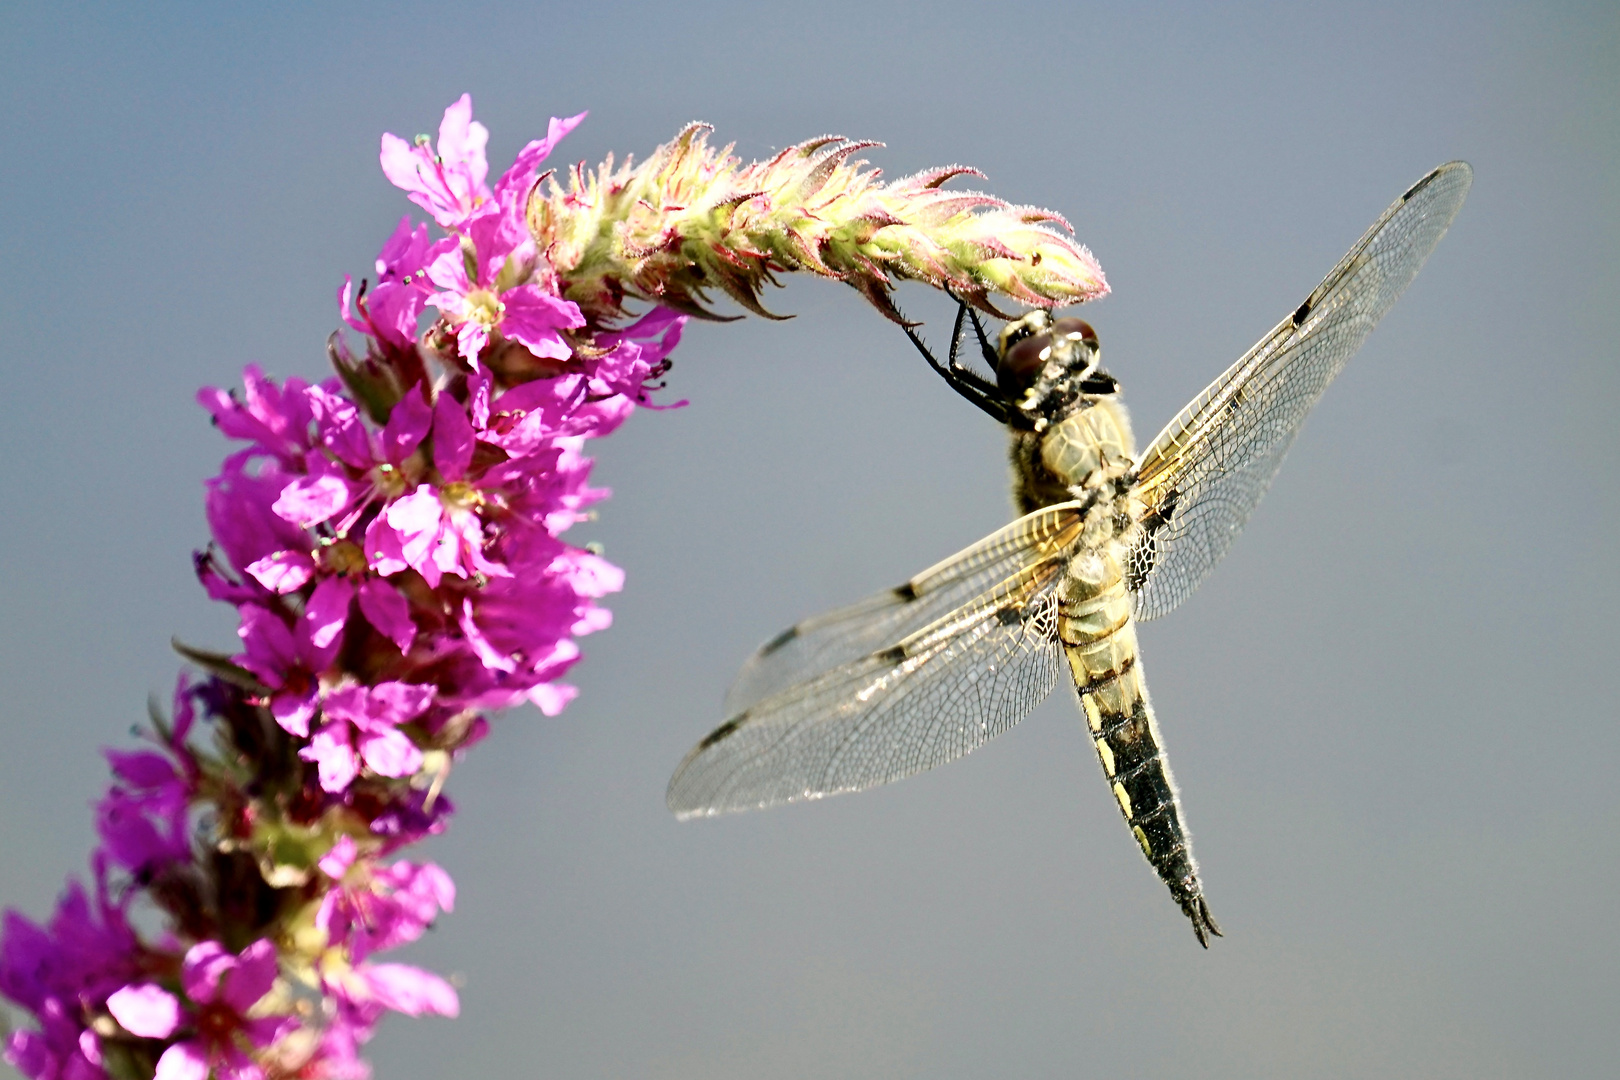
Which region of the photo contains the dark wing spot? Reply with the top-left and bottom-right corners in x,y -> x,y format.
891,581 -> 919,602
760,626 -> 798,656
698,716 -> 744,750
1292,298 -> 1312,326
995,606 -> 1022,627
876,644 -> 907,665
1402,168 -> 1437,202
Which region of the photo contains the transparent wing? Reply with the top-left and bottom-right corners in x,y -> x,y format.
724,501 -> 1084,716
669,557 -> 1068,818
1128,161 -> 1472,620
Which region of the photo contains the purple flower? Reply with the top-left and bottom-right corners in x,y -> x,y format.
340,217 -> 434,349
197,366 -> 319,469
94,749 -> 191,876
317,843 -> 454,962
374,95 -> 589,369
422,223 -> 586,368
379,94 -> 492,230
105,940 -> 293,1080
236,603 -> 340,737
359,389 -> 502,589
1,863 -> 141,1080
366,787 -> 457,848
202,454 -> 317,605
0,872 -> 138,1017
298,682 -> 435,792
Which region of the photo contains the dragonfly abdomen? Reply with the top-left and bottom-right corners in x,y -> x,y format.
1060,578 -> 1221,946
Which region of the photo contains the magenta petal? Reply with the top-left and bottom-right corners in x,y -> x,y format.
528,682 -> 578,716
270,692 -> 314,738
305,577 -> 355,651
6,1030 -> 50,1079
300,725 -> 359,793
387,487 -> 451,588
357,580 -> 416,653
385,485 -> 443,531
104,750 -> 177,788
380,111 -> 486,230
367,280 -> 427,347
245,549 -> 316,594
561,550 -> 625,598
96,791 -> 184,872
310,386 -> 373,469
272,473 -> 353,528
458,599 -> 516,674
369,681 -> 437,721
432,392 -> 476,480
77,1030 -> 102,1067
359,728 -> 423,779
425,242 -> 471,295
428,524 -> 463,581
435,93 -> 490,192
181,941 -> 234,1003
319,834 -> 358,879
455,320 -> 489,365
378,132 -> 425,195
492,111 -> 587,206
379,384 -> 432,464
318,685 -> 367,725
106,983 -> 182,1039
220,939 -> 277,1014
61,1051 -> 103,1080
468,370 -> 491,429
154,1041 -> 209,1080
236,605 -> 297,684
375,216 -> 431,280
362,963 -> 460,1017
500,286 -> 584,360
419,862 -> 456,913
242,1014 -> 297,1050
363,514 -> 409,577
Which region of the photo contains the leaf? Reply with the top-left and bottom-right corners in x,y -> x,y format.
171,638 -> 271,695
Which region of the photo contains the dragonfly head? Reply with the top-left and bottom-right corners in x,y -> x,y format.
996,310 -> 1108,423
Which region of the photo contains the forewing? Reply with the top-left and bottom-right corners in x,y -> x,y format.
669,562 -> 1068,818
723,502 -> 1084,716
1128,161 -> 1472,620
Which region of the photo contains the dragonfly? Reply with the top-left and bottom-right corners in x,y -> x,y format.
667,162 -> 1472,946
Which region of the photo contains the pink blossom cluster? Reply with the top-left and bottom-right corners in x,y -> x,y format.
2,96 -> 684,1080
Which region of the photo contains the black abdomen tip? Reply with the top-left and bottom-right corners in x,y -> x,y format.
1183,895 -> 1222,948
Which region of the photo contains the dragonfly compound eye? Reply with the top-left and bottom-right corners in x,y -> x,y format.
999,331 -> 1053,397
1051,318 -> 1098,345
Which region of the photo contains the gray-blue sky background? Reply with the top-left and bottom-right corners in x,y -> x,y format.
2,2 -> 1616,1077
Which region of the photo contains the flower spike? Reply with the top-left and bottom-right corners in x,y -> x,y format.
533,124 -> 1108,326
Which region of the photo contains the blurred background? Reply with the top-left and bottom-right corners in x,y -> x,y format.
1,2 -> 1615,1077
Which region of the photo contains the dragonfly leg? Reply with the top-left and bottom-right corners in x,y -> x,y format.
960,300 -> 1002,371
895,297 -> 1010,424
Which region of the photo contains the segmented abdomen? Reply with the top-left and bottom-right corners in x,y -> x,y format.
1059,575 -> 1220,944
